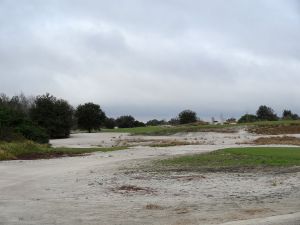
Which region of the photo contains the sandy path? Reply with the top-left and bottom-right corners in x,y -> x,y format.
0,131 -> 299,225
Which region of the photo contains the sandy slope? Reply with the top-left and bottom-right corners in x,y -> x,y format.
0,131 -> 299,225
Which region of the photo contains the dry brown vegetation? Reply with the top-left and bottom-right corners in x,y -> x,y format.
148,140 -> 203,147
112,185 -> 155,195
145,204 -> 165,210
248,124 -> 300,135
252,136 -> 300,146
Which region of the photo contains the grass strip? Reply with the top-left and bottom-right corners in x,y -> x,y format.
0,141 -> 128,160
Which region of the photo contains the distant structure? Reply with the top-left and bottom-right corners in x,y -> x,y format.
220,114 -> 224,125
211,117 -> 219,125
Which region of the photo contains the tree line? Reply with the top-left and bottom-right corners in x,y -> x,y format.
0,93 -> 298,144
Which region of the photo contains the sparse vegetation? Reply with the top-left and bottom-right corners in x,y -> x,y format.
0,141 -> 128,161
252,136 -> 300,146
148,140 -> 201,147
248,121 -> 300,135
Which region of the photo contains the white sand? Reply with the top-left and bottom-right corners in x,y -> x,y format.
0,130 -> 299,225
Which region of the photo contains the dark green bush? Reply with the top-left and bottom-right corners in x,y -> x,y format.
104,118 -> 116,129
238,114 -> 258,123
178,110 -> 197,124
30,93 -> 73,138
75,102 -> 106,132
17,123 -> 49,144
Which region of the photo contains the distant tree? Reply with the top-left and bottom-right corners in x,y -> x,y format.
75,103 -> 106,133
238,114 -> 258,123
133,120 -> 146,127
30,93 -> 73,138
146,119 -> 166,126
116,115 -> 135,128
178,110 -> 197,124
104,117 -> 116,129
282,110 -> 299,120
168,117 -> 180,125
256,105 -> 278,121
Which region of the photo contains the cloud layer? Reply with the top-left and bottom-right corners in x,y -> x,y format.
1,0 -> 300,120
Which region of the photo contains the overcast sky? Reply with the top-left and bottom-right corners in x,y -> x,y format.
0,0 -> 300,121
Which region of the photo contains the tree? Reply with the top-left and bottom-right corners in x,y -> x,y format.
146,119 -> 166,126
178,110 -> 197,124
30,93 -> 73,138
168,118 -> 180,125
116,115 -> 135,128
238,114 -> 257,123
0,103 -> 49,143
104,118 -> 116,129
75,103 -> 106,133
133,120 -> 146,127
282,110 -> 299,120
256,105 -> 278,121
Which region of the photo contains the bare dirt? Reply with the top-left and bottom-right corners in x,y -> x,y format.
0,130 -> 299,225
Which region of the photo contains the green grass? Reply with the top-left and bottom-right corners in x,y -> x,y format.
0,141 -> 128,161
158,147 -> 300,172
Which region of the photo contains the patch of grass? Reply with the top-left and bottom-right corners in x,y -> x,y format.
102,124 -> 238,135
156,147 -> 300,172
0,141 -> 128,161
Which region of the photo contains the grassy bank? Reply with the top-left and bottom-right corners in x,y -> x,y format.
0,141 -> 128,161
101,120 -> 300,136
156,147 -> 300,172
102,124 -> 238,135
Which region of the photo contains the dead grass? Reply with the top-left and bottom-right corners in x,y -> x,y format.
252,136 -> 300,145
248,124 -> 300,135
149,140 -> 203,147
112,185 -> 155,195
145,204 -> 165,210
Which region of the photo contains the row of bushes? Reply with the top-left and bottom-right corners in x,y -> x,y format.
1,92 -> 299,144
0,93 -> 148,143
238,105 -> 299,123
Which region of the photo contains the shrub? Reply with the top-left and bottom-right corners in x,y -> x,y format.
0,104 -> 49,143
282,110 -> 299,120
146,119 -> 166,126
256,105 -> 278,121
104,118 -> 116,129
75,102 -> 106,132
116,115 -> 135,128
30,93 -> 73,138
133,120 -> 146,127
178,110 -> 197,124
17,122 -> 49,144
238,114 -> 258,123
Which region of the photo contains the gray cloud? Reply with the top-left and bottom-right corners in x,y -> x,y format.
0,0 -> 300,121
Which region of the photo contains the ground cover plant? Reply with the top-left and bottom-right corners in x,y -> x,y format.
0,141 -> 128,160
155,147 -> 300,172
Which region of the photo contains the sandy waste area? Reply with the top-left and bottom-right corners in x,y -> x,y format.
0,130 -> 299,225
